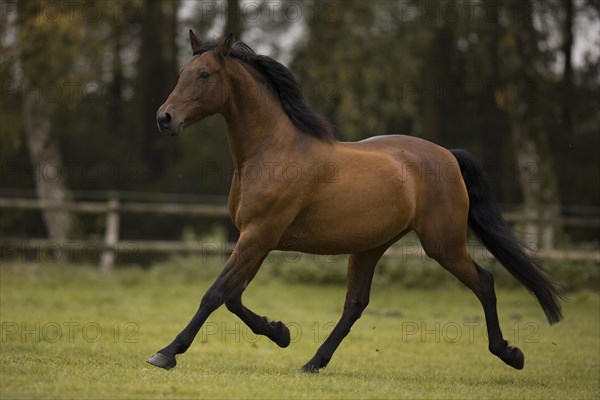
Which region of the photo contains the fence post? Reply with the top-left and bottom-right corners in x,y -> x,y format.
100,194 -> 120,274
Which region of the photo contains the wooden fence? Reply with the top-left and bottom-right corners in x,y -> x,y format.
1,193 -> 598,273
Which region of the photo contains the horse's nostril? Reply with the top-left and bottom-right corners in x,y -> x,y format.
157,112 -> 172,129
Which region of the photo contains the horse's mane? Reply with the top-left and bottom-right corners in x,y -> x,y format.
193,40 -> 335,142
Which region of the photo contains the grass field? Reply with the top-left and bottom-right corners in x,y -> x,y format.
1,258 -> 598,399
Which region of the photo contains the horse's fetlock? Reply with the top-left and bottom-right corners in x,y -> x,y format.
488,340 -> 508,356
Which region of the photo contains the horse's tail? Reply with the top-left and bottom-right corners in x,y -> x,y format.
450,149 -> 564,325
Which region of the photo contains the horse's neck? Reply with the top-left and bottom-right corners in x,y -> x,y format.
223,61 -> 295,168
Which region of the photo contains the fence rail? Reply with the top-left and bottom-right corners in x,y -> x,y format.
1,194 -> 598,272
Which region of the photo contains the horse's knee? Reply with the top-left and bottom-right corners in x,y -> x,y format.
224,296 -> 242,313
488,339 -> 509,356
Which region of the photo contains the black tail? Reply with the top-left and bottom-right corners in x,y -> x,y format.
450,149 -> 564,325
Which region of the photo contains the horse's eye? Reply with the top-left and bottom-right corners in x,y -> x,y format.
199,71 -> 210,80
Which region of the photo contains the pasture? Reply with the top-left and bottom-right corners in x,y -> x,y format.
1,257 -> 598,399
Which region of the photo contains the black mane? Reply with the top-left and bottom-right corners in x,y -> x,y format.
193,40 -> 335,142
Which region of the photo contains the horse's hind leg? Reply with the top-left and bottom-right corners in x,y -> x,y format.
301,245 -> 388,373
419,230 -> 525,369
472,260 -> 524,369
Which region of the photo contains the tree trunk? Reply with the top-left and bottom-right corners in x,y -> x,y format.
19,0 -> 74,243
421,27 -> 447,142
108,16 -> 124,138
504,2 -> 561,250
561,0 -> 574,136
137,0 -> 178,181
22,92 -> 74,242
509,101 -> 560,250
482,2 -> 510,197
225,0 -> 243,39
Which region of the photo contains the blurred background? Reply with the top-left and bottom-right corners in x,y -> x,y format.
1,0 -> 598,271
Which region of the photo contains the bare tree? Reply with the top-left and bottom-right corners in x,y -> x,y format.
225,0 -> 243,38
502,1 -> 561,250
18,1 -> 74,242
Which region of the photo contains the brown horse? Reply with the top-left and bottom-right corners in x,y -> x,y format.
147,32 -> 563,373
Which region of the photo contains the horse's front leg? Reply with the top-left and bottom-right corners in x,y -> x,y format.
225,295 -> 291,348
146,232 -> 272,370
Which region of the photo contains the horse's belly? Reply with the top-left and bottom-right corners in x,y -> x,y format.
277,193 -> 413,254
277,230 -> 396,255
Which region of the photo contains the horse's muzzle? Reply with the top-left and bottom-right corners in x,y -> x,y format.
156,111 -> 180,136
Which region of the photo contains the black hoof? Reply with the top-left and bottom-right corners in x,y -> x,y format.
273,321 -> 291,348
300,355 -> 329,373
146,353 -> 177,370
491,342 -> 525,370
507,347 -> 525,370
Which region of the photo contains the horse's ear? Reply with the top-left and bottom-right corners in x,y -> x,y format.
189,29 -> 201,53
215,33 -> 234,58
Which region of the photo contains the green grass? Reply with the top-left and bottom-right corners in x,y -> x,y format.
1,259 -> 599,399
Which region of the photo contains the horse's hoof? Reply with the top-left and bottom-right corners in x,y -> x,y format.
300,363 -> 319,374
146,353 -> 177,370
508,347 -> 525,370
273,322 -> 291,348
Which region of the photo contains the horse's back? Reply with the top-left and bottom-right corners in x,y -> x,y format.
347,134 -> 454,163
338,134 -> 464,192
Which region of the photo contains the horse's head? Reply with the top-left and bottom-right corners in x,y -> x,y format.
156,31 -> 233,135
